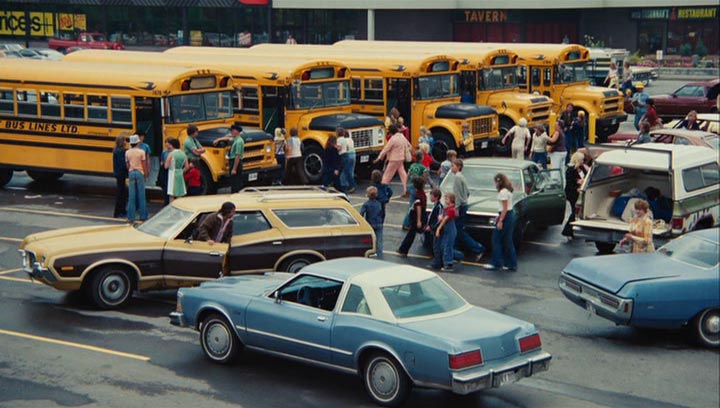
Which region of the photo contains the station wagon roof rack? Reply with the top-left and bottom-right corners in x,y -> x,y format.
257,192 -> 349,202
242,185 -> 334,193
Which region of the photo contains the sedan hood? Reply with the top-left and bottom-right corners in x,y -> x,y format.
563,254 -> 680,293
401,306 -> 534,361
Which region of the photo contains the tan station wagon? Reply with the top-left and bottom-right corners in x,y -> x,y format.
19,187 -> 375,309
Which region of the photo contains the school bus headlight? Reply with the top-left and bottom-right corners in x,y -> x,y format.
265,145 -> 272,153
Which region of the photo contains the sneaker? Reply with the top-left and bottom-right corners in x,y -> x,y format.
502,266 -> 518,272
348,187 -> 356,193
440,266 -> 454,272
474,252 -> 484,262
397,251 -> 408,258
483,265 -> 499,271
426,264 -> 441,270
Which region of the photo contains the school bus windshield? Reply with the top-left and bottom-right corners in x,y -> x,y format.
555,62 -> 590,85
416,73 -> 460,100
167,91 -> 234,123
480,67 -> 519,91
289,80 -> 350,110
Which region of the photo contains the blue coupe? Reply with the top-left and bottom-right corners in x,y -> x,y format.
559,228 -> 719,348
170,258 -> 551,407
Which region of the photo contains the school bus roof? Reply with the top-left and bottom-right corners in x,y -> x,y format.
0,58 -> 232,92
474,43 -> 590,63
333,40 -> 519,65
64,49 -> 351,82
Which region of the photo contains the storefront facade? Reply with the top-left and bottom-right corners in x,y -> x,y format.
1,1 -> 717,56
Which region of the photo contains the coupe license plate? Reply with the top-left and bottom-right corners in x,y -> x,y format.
481,141 -> 488,149
586,300 -> 596,316
248,172 -> 258,182
493,371 -> 517,387
360,155 -> 369,163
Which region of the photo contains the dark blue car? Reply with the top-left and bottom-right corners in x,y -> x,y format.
559,228 -> 719,348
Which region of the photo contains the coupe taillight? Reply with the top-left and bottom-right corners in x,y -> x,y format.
671,217 -> 683,230
449,350 -> 483,369
519,333 -> 542,353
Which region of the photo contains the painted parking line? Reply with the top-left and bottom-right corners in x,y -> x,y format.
384,250 -> 492,268
0,207 -> 123,222
0,268 -> 21,275
0,236 -> 22,243
0,275 -> 41,284
0,328 -> 150,362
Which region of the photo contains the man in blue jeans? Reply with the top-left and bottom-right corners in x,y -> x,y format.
125,134 -> 149,222
451,159 -> 485,262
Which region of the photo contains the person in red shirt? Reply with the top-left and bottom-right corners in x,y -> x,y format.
642,99 -> 662,130
184,158 -> 203,196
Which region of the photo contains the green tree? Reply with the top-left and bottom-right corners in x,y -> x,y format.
679,43 -> 693,56
695,39 -> 708,57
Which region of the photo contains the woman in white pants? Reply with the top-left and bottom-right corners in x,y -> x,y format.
548,119 -> 568,178
501,118 -> 531,160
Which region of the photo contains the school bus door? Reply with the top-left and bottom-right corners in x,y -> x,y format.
261,86 -> 285,133
386,78 -> 411,129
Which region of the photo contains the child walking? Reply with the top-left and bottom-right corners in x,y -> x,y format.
360,186 -> 384,258
184,158 -> 203,196
432,192 -> 458,272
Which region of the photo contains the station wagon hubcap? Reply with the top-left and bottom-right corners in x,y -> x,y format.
370,360 -> 398,398
206,324 -> 230,356
101,274 -> 127,302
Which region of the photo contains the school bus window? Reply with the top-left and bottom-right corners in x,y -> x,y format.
239,86 -> 259,114
482,68 -> 516,90
350,78 -> 361,102
111,96 -> 132,124
543,69 -> 551,87
40,91 -> 61,118
0,89 -> 14,114
531,68 -> 541,87
555,62 -> 589,84
416,73 -> 460,100
167,92 -> 234,123
63,92 -> 85,120
364,78 -> 383,103
289,81 -> 349,110
87,95 -> 109,122
17,90 -> 38,117
518,67 -> 528,90
204,92 -> 232,118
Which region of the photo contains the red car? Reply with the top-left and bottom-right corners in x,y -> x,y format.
649,79 -> 719,121
607,128 -> 718,150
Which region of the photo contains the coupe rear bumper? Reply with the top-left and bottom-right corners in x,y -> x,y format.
451,351 -> 551,395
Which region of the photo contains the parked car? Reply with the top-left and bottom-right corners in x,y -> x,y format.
16,48 -> 44,59
19,187 -> 375,309
48,32 -> 124,54
608,128 -> 718,150
572,144 -> 719,254
0,43 -> 24,52
641,79 -> 719,121
32,48 -> 64,61
438,158 -> 566,244
559,228 -> 719,348
170,257 -> 552,406
665,112 -> 720,135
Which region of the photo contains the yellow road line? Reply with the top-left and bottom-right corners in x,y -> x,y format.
385,251 -> 491,268
0,207 -> 122,222
0,236 -> 22,242
0,328 -> 150,362
0,275 -> 41,284
0,268 -> 21,275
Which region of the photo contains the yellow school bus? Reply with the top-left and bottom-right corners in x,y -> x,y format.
335,40 -> 554,153
68,49 -> 385,182
478,43 -> 627,142
168,45 -> 500,160
0,59 -> 276,190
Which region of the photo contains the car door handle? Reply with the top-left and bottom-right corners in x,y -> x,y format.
208,251 -> 222,257
272,241 -> 283,245
317,316 -> 327,322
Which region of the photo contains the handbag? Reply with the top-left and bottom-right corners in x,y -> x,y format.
404,143 -> 412,162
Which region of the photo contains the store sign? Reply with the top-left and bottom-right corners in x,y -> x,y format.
0,10 -> 54,36
630,8 -> 670,20
464,10 -> 508,23
674,7 -> 717,19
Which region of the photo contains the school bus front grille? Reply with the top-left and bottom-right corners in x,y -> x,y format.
529,104 -> 552,125
470,117 -> 494,136
241,141 -> 273,169
602,96 -> 623,116
350,128 -> 373,149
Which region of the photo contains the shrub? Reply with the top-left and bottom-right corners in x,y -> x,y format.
695,39 -> 708,57
583,34 -> 605,48
628,51 -> 642,65
679,43 -> 693,56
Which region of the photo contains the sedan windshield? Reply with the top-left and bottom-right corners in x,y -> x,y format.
136,205 -> 193,239
658,235 -> 719,268
168,91 -> 234,123
289,80 -> 351,110
555,62 -> 590,84
441,166 -> 523,193
381,277 -> 467,319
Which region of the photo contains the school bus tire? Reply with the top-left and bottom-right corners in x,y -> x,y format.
198,163 -> 217,195
495,118 -> 515,156
595,124 -> 618,143
431,130 -> 456,163
303,142 -> 324,184
26,170 -> 64,183
0,169 -> 12,187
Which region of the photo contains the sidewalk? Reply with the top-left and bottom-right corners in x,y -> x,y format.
657,67 -> 719,79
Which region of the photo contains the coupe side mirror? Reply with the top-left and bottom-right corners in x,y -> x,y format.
184,237 -> 193,244
273,290 -> 281,304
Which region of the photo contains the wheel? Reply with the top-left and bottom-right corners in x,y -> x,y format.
198,163 -> 217,195
280,255 -> 316,273
363,352 -> 411,407
595,124 -> 619,144
89,265 -> 133,309
200,314 -> 241,363
495,118 -> 515,156
302,142 -> 324,184
431,130 -> 456,162
26,170 -> 64,183
694,308 -> 719,348
0,169 -> 12,187
595,242 -> 616,255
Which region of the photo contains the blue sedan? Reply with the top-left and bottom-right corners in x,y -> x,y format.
559,228 -> 719,348
170,258 -> 551,407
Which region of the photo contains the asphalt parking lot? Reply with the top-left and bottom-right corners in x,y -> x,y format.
0,78 -> 718,408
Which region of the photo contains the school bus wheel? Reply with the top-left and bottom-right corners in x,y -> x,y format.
26,171 -> 64,183
198,163 -> 217,195
0,169 -> 13,187
431,130 -> 456,162
302,142 -> 324,184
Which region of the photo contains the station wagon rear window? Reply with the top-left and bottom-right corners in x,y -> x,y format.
682,162 -> 719,192
272,208 -> 357,228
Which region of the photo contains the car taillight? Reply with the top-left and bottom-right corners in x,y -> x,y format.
519,333 -> 542,353
599,293 -> 619,308
449,350 -> 483,369
671,217 -> 683,230
563,278 -> 582,293
360,235 -> 373,245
